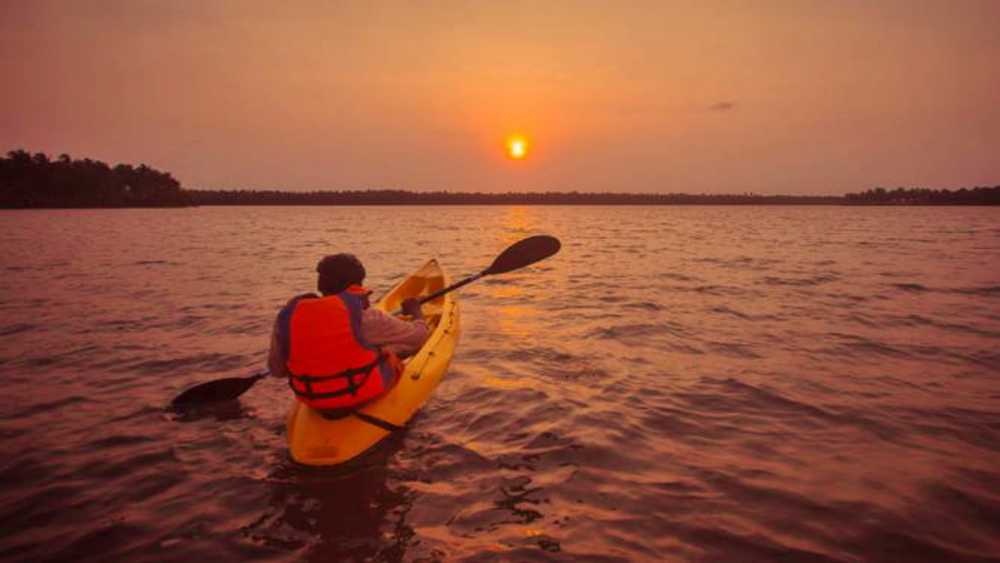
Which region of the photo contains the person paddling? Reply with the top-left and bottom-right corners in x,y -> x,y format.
268,254 -> 428,414
170,235 -> 559,409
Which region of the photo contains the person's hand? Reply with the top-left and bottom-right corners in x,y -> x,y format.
401,297 -> 423,319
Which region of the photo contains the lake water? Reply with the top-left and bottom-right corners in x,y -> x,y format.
1,205 -> 998,562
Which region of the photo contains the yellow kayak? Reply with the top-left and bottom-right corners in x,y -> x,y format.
286,259 -> 460,466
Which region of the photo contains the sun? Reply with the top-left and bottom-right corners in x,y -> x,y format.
506,136 -> 528,160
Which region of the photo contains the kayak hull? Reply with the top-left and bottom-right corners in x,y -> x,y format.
286,259 -> 460,466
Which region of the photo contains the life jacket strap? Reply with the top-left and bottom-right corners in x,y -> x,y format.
352,411 -> 405,432
287,353 -> 388,400
292,356 -> 380,383
316,408 -> 406,432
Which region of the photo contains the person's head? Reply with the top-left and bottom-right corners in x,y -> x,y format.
316,253 -> 366,296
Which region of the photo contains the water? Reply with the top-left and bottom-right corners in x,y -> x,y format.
1,206 -> 998,562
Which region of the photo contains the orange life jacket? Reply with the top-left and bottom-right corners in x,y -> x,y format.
275,285 -> 401,411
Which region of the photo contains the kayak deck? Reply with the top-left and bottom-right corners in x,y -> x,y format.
286,259 -> 460,466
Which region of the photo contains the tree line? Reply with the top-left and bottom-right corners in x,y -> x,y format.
188,187 -> 999,206
0,150 -> 189,208
843,186 -> 1000,205
187,189 -> 844,206
3,149 -> 998,207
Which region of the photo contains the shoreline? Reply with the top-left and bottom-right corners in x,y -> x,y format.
4,201 -> 1000,209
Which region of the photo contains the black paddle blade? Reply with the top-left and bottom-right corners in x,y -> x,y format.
484,235 -> 561,275
171,373 -> 265,407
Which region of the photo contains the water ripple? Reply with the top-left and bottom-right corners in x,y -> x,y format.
1,206 -> 998,561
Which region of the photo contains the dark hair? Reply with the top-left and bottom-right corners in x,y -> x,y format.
316,253 -> 366,295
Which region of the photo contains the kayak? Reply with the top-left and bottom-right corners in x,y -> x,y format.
286,258 -> 460,466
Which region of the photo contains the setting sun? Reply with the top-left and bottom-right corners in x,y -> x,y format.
507,136 -> 528,160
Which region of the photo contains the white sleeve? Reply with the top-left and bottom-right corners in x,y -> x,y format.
360,308 -> 429,356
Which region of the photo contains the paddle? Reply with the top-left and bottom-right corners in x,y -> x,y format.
171,370 -> 269,407
170,235 -> 561,407
392,234 -> 562,313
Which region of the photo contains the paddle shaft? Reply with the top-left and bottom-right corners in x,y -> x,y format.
421,271 -> 484,304
390,271 -> 485,316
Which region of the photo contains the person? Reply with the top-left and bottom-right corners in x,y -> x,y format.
268,253 -> 429,413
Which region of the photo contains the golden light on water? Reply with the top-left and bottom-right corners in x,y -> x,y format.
507,136 -> 528,160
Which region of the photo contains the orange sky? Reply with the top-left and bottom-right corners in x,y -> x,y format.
2,1 -> 999,193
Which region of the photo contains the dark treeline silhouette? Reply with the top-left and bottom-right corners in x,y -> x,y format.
844,186 -> 1000,205
4,149 -> 997,207
0,150 -> 189,208
188,187 -> 999,206
188,189 -> 843,206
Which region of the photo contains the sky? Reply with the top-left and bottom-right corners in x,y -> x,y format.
2,1 -> 999,194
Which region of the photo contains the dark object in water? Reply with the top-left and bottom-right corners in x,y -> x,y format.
171,371 -> 268,407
